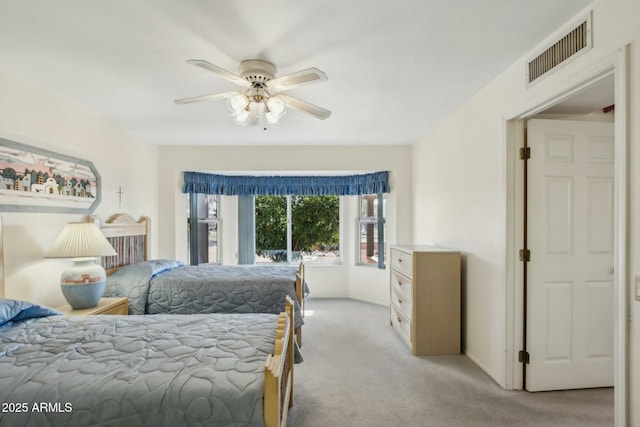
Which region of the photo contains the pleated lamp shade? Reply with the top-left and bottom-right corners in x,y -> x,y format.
46,222 -> 117,309
46,222 -> 116,258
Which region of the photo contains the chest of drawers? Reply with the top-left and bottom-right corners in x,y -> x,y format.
389,245 -> 460,355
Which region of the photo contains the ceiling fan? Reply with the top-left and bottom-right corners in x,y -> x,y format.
175,59 -> 331,128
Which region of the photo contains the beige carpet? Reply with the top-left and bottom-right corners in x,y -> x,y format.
286,298 -> 613,427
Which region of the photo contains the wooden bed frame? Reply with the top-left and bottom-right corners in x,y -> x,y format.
88,213 -> 305,346
264,296 -> 295,427
88,213 -> 151,275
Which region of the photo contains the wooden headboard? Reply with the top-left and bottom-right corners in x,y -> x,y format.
89,213 -> 150,274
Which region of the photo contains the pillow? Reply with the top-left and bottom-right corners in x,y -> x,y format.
103,259 -> 186,314
0,299 -> 61,327
107,259 -> 185,282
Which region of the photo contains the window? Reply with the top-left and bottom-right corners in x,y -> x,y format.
187,194 -> 221,265
358,194 -> 386,267
255,195 -> 340,264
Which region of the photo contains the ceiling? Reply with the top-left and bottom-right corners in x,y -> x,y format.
0,0 -> 595,146
542,74 -> 615,115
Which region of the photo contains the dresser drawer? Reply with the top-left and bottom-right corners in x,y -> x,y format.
390,269 -> 413,298
390,249 -> 413,277
390,303 -> 411,348
390,285 -> 412,320
98,300 -> 128,315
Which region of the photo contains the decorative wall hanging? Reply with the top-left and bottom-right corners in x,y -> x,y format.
0,138 -> 101,213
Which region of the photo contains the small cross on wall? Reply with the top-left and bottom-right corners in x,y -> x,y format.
117,186 -> 124,209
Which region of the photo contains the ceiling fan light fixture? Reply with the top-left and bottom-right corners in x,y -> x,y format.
231,110 -> 250,126
266,96 -> 286,117
265,98 -> 286,127
228,94 -> 249,114
265,111 -> 281,127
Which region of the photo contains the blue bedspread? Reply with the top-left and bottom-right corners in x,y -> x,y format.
0,311 -> 278,426
104,261 -> 304,329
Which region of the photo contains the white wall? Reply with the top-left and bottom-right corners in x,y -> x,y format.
157,144 -> 412,305
0,68 -> 158,307
412,0 -> 640,423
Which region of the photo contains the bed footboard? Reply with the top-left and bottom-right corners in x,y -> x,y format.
295,268 -> 303,347
264,296 -> 295,427
296,262 -> 305,315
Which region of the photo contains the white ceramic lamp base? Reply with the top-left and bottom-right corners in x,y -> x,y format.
60,258 -> 106,309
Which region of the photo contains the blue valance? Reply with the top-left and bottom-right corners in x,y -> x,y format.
182,171 -> 390,196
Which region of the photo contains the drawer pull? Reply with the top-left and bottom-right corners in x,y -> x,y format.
398,299 -> 402,303
397,317 -> 402,323
398,258 -> 403,263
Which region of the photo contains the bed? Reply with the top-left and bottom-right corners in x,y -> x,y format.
0,297 -> 295,427
92,213 -> 307,346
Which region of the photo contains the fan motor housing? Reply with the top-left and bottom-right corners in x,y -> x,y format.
239,60 -> 277,84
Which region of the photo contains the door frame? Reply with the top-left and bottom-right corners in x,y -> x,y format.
502,45 -> 629,426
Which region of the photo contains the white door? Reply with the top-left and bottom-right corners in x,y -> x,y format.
526,118 -> 614,392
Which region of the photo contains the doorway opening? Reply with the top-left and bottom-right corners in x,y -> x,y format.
503,46 -> 629,426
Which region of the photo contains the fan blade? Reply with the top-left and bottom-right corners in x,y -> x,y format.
174,91 -> 240,105
267,68 -> 328,91
186,59 -> 251,88
278,94 -> 331,120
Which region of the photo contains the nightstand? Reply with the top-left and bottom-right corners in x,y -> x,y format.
56,297 -> 128,316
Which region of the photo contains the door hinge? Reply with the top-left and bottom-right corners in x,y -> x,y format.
519,147 -> 531,160
519,249 -> 531,262
518,350 -> 530,364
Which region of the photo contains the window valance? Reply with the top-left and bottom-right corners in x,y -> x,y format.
182,171 -> 390,196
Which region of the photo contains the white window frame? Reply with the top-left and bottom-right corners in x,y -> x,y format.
187,194 -> 222,265
357,194 -> 386,268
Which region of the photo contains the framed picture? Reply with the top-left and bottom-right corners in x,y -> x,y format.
0,138 -> 101,213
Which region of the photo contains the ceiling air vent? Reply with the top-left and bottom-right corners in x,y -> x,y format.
527,13 -> 592,85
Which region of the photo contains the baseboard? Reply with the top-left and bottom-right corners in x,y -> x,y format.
349,296 -> 388,307
308,295 -> 388,306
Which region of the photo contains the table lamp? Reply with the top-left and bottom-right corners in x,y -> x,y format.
46,222 -> 117,309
